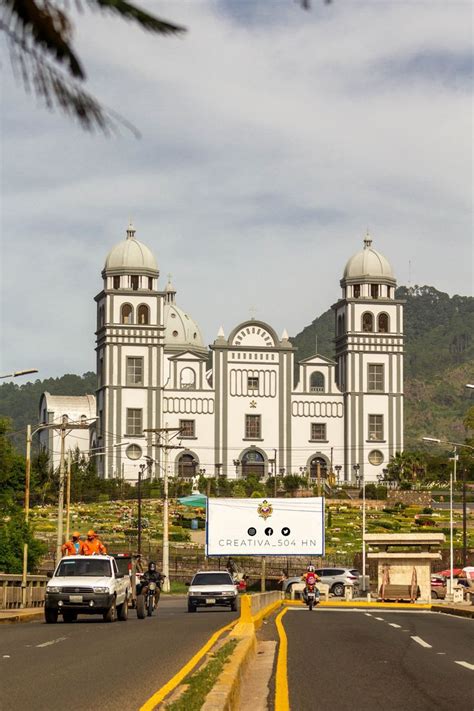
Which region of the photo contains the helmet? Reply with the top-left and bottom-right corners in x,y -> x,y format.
148,561 -> 156,572
72,531 -> 81,539
87,530 -> 96,538
307,564 -> 315,573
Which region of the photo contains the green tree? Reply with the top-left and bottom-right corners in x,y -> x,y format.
0,418 -> 26,512
0,511 -> 46,574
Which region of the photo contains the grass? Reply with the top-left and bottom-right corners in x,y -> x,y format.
168,581 -> 188,594
166,638 -> 238,711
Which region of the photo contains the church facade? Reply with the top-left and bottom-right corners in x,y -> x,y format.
40,225 -> 404,484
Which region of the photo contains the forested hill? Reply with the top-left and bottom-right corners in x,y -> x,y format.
291,285 -> 474,446
1,286 -> 473,451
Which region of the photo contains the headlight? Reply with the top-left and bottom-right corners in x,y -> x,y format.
47,586 -> 60,593
93,587 -> 109,594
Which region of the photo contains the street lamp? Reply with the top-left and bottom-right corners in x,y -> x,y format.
335,465 -> 342,485
353,464 -> 366,592
0,368 -> 38,379
353,463 -> 360,488
299,466 -> 308,489
422,437 -> 474,598
233,459 -> 240,477
465,384 -> 474,390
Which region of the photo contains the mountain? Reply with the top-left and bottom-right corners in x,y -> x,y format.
291,285 -> 474,447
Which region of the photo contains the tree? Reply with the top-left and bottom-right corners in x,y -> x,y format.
0,418 -> 26,511
0,511 -> 46,573
1,0 -> 185,133
386,451 -> 426,485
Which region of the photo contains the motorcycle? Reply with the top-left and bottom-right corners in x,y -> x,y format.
137,577 -> 164,619
304,583 -> 320,611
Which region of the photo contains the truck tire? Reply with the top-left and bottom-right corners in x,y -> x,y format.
230,599 -> 238,612
45,608 -> 58,624
187,601 -> 197,613
103,599 -> 117,623
136,594 -> 146,619
118,598 -> 128,621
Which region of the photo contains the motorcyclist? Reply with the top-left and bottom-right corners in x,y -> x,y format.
61,532 -> 84,556
302,564 -> 320,603
82,530 -> 107,556
138,561 -> 165,605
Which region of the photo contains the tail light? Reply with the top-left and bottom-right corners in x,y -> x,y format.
347,575 -> 357,580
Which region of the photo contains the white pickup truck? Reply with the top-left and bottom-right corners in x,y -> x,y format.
44,555 -> 130,623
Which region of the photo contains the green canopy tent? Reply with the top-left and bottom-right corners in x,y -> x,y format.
177,493 -> 207,508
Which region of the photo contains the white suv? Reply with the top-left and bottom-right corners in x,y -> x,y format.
187,571 -> 238,613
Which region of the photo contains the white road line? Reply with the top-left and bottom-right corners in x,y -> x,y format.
411,636 -> 432,649
455,661 -> 474,671
437,653 -> 446,655
389,623 -> 401,628
36,637 -> 67,648
365,613 -> 372,617
374,617 -> 384,621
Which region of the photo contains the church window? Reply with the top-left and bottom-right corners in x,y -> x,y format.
99,305 -> 105,327
193,332 -> 197,339
148,277 -> 153,290
362,312 -> 374,332
126,408 -> 143,436
368,449 -> 384,465
241,450 -> 265,478
177,453 -> 197,478
310,456 -> 327,479
121,304 -> 133,324
113,276 -> 120,290
180,368 -> 196,390
138,304 -> 149,325
171,312 -> 176,318
126,444 -> 142,460
368,415 -> 384,441
126,357 -> 144,386
310,423 -> 326,441
371,284 -> 379,299
247,375 -> 259,392
368,364 -> 384,392
245,414 -> 261,439
337,315 -> 343,336
353,284 -> 361,298
179,419 -> 195,438
378,313 -> 389,333
99,357 -> 104,386
131,275 -> 139,290
310,372 -> 325,392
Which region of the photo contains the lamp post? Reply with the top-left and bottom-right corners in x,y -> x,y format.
233,459 -> 240,478
335,465 -> 342,486
299,466 -> 308,489
422,437 -> 474,598
137,463 -> 146,557
0,368 -> 38,379
353,464 -> 366,593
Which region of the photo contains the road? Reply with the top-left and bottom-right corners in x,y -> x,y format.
284,609 -> 474,710
0,598 -> 238,711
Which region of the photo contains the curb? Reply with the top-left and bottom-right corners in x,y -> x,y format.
0,611 -> 44,624
201,634 -> 256,711
283,600 -> 432,610
431,604 -> 474,619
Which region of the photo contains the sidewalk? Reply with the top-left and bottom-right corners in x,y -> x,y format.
431,601 -> 474,619
0,608 -> 44,624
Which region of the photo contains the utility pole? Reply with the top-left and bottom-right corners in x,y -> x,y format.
137,463 -> 145,557
56,416 -> 68,562
21,425 -> 32,608
462,467 -> 467,567
65,450 -> 72,542
273,448 -> 277,497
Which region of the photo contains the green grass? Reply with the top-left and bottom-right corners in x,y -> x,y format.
167,639 -> 238,711
168,581 -> 188,594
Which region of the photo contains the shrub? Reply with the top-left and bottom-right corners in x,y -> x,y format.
422,507 -> 433,514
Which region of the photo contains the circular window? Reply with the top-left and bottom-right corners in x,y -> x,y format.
126,444 -> 142,461
172,330 -> 179,337
368,450 -> 384,465
171,312 -> 176,318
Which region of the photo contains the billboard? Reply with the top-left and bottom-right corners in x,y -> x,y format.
206,497 -> 324,557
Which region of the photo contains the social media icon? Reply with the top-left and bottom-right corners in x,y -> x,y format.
247,527 -> 257,536
281,527 -> 290,536
264,527 -> 273,536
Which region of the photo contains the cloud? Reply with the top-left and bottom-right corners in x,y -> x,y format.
0,0 -> 472,379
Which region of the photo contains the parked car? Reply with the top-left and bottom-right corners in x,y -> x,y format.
283,568 -> 360,597
430,575 -> 447,599
186,571 -> 238,612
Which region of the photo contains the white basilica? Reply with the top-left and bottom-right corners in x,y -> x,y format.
39,225 -> 404,484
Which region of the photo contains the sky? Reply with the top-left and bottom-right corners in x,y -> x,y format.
1,0 -> 472,380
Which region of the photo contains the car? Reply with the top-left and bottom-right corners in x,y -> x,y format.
430,575 -> 447,599
283,567 -> 360,597
186,571 -> 238,613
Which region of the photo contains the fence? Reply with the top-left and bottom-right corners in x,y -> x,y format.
0,574 -> 48,609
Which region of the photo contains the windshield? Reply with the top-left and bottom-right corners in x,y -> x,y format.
113,558 -> 131,576
56,559 -> 112,578
192,573 -> 233,586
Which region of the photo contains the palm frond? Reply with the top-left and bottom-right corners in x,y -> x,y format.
88,0 -> 186,35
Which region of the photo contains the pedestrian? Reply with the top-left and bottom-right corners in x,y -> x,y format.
83,529 -> 107,555
61,532 -> 84,556
278,569 -> 289,589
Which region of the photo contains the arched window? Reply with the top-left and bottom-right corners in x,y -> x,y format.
177,453 -> 197,479
371,284 -> 379,299
121,303 -> 133,325
378,313 -> 389,333
353,284 -> 361,298
99,305 -> 105,327
180,368 -> 196,390
310,456 -> 328,480
241,450 -> 265,479
310,372 -> 325,393
362,312 -> 374,333
137,304 -> 149,325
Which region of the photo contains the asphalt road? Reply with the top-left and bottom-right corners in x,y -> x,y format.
0,597 -> 238,711
284,610 -> 474,711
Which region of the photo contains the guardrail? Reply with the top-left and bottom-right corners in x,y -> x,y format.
0,574 -> 47,609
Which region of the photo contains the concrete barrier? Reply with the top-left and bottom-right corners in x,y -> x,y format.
290,582 -> 329,601
0,575 -> 47,609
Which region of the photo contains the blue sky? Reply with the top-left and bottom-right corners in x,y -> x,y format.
1,0 -> 472,379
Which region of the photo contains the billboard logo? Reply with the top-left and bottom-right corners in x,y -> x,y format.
257,499 -> 273,520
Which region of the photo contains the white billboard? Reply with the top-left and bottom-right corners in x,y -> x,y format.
206,497 -> 324,557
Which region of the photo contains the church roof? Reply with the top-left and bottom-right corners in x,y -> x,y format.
342,234 -> 395,283
103,223 -> 159,276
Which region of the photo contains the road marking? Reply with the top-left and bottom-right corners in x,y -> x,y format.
455,661 -> 474,671
3,655 -> 10,658
36,637 -> 67,648
275,608 -> 290,711
140,619 -> 238,711
411,636 -> 432,648
374,617 -> 384,621
437,652 -> 446,655
389,623 -> 401,628
365,613 -> 372,617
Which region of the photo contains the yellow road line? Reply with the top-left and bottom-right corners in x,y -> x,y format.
139,619 -> 237,711
275,607 -> 290,711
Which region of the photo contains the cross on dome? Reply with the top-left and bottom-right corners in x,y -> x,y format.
126,221 -> 136,240
363,230 -> 372,248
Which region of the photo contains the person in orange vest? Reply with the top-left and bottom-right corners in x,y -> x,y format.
61,532 -> 85,556
83,530 -> 107,555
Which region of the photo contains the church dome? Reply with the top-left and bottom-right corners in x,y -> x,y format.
343,234 -> 395,283
103,223 -> 159,277
163,278 -> 207,355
